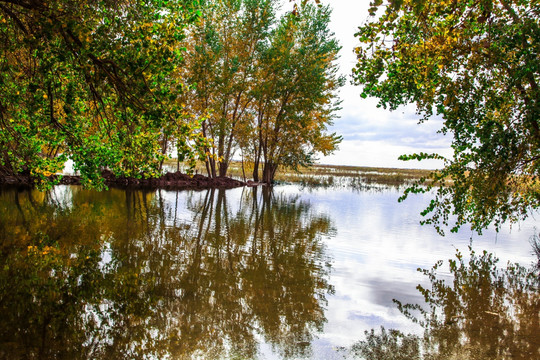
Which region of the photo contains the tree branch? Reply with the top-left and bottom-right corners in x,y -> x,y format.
0,3 -> 28,34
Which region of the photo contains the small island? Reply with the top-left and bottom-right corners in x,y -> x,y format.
0,170 -> 248,190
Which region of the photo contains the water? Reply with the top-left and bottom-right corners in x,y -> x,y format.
0,185 -> 538,359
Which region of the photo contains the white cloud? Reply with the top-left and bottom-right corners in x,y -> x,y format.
320,139 -> 452,169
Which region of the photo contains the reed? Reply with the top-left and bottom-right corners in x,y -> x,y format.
163,159 -> 437,189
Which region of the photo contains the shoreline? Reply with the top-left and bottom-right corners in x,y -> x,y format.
0,171 -> 252,190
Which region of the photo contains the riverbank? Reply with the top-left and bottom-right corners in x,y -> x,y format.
0,163 -> 436,190
162,160 -> 436,188
224,162 -> 436,188
0,170 -> 248,190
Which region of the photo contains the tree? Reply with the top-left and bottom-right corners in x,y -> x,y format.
353,0 -> 540,233
0,0 -> 202,189
249,3 -> 344,183
180,1 -> 343,183
180,0 -> 276,178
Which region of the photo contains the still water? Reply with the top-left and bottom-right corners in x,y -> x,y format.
0,184 -> 538,359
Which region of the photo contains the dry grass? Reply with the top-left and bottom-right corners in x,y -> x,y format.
163,159 -> 436,189
274,164 -> 433,189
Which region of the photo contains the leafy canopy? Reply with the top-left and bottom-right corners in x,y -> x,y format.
180,0 -> 343,183
353,0 -> 540,233
0,0 -> 201,189
250,3 -> 344,183
180,0 -> 278,178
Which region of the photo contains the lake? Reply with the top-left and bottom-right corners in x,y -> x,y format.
0,184 -> 538,359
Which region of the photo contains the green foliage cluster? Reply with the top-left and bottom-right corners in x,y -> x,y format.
353,0 -> 540,233
0,0 -> 204,189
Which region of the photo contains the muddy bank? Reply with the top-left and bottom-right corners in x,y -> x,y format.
0,170 -> 250,190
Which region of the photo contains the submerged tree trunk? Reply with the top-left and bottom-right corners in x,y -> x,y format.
262,162 -> 278,184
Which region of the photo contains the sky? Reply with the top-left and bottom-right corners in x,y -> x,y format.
291,0 -> 454,169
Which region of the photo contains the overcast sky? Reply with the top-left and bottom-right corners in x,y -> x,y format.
290,0 -> 453,169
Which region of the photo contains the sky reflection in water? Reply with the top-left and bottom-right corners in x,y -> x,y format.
0,185 -> 537,359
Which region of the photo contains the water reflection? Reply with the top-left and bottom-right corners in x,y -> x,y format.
0,186 -> 334,359
344,247 -> 540,360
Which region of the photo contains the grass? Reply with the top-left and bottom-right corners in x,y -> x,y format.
162,159 -> 436,189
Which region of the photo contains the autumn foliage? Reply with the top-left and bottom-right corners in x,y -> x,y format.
354,0 -> 540,233
0,0 -> 343,188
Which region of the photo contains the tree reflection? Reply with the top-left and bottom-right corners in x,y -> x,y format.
0,186 -> 333,359
345,246 -> 540,360
0,187 -> 113,359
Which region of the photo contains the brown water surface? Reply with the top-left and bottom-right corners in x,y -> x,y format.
0,185 -> 538,359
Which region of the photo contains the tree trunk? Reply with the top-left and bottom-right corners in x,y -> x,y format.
202,120 -> 217,178
253,140 -> 262,182
205,159 -> 217,178
159,134 -> 168,173
207,158 -> 217,178
262,162 -> 278,184
218,161 -> 228,177
252,160 -> 259,182
241,151 -> 246,182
